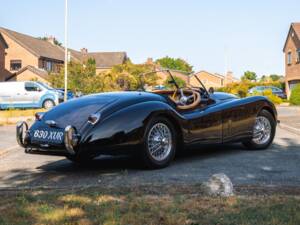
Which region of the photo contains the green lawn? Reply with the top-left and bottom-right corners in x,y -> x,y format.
0,187 -> 299,225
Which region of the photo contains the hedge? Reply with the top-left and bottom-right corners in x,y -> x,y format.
290,83 -> 300,105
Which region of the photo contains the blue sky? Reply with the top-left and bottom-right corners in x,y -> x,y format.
1,0 -> 299,77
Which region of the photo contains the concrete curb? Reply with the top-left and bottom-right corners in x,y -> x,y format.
279,123 -> 300,136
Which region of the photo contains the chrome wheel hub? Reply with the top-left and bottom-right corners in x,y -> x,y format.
147,123 -> 172,161
252,116 -> 271,145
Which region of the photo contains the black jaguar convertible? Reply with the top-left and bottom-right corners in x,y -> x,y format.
16,70 -> 277,169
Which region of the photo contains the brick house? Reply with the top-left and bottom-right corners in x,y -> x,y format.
190,70 -> 238,89
0,33 -> 8,81
0,27 -> 128,82
283,23 -> 300,97
145,58 -> 238,89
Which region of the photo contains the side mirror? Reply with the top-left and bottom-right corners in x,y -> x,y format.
208,87 -> 214,94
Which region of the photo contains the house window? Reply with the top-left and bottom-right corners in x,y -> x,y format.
297,49 -> 300,63
287,52 -> 292,65
46,61 -> 53,71
10,60 -> 22,71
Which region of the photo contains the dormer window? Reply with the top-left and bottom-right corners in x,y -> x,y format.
287,52 -> 292,65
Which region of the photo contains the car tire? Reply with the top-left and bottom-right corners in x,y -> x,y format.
141,117 -> 177,169
43,99 -> 55,109
242,109 -> 276,150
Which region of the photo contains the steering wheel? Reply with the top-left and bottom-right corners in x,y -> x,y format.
171,88 -> 201,110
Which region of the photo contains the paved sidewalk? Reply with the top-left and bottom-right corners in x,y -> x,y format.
277,106 -> 300,135
0,125 -> 19,157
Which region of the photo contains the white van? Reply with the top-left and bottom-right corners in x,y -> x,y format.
0,81 -> 62,109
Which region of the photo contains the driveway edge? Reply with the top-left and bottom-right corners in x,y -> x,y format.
279,123 -> 300,136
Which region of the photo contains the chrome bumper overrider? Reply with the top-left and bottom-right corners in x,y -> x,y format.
64,125 -> 79,155
16,121 -> 79,156
16,121 -> 29,148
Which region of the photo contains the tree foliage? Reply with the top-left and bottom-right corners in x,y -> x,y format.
241,71 -> 257,81
155,56 -> 193,73
48,58 -> 99,94
48,60 -> 158,94
38,37 -> 62,46
163,76 -> 186,89
269,74 -> 283,82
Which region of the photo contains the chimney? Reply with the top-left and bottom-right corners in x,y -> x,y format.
81,48 -> 88,54
146,57 -> 153,65
47,36 -> 56,45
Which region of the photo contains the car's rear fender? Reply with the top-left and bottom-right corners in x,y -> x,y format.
78,101 -> 187,154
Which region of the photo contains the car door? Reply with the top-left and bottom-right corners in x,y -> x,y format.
222,100 -> 256,142
182,99 -> 222,144
23,82 -> 42,105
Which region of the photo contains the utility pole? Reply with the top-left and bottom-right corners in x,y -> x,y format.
64,0 -> 68,102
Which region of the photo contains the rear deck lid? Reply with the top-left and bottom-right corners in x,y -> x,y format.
42,95 -> 118,130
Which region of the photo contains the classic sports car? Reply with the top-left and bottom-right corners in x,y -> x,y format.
16,70 -> 278,169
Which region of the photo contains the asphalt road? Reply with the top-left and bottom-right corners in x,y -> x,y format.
0,124 -> 300,189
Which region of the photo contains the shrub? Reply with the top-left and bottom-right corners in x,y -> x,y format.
290,83 -> 300,105
249,89 -> 282,105
216,80 -> 285,99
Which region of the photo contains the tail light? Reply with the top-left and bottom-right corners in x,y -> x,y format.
35,112 -> 45,121
88,112 -> 101,125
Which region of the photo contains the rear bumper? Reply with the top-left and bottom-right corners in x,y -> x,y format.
16,121 -> 79,156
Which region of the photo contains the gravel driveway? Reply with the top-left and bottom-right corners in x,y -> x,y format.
0,125 -> 299,189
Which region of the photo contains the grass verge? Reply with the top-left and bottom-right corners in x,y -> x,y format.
0,109 -> 46,125
0,186 -> 299,225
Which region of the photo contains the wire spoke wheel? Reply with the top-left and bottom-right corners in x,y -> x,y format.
147,123 -> 172,161
252,116 -> 271,145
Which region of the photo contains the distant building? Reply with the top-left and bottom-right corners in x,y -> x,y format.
283,23 -> 300,98
0,27 -> 128,82
0,33 -> 8,80
144,58 -> 239,89
190,71 -> 239,89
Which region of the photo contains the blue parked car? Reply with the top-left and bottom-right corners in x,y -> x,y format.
248,86 -> 287,99
56,88 -> 74,100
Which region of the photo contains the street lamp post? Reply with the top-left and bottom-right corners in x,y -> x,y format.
64,0 -> 68,102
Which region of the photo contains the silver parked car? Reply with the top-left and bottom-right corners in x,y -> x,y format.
0,81 -> 62,109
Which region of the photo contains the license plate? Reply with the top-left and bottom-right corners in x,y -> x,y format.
31,128 -> 64,145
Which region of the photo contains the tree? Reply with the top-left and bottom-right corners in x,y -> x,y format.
155,56 -> 193,73
269,74 -> 283,82
48,58 -> 99,94
99,60 -> 158,91
48,60 -> 159,94
38,37 -> 62,46
241,71 -> 257,81
163,76 -> 186,89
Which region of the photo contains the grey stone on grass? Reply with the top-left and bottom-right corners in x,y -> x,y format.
202,173 -> 234,197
